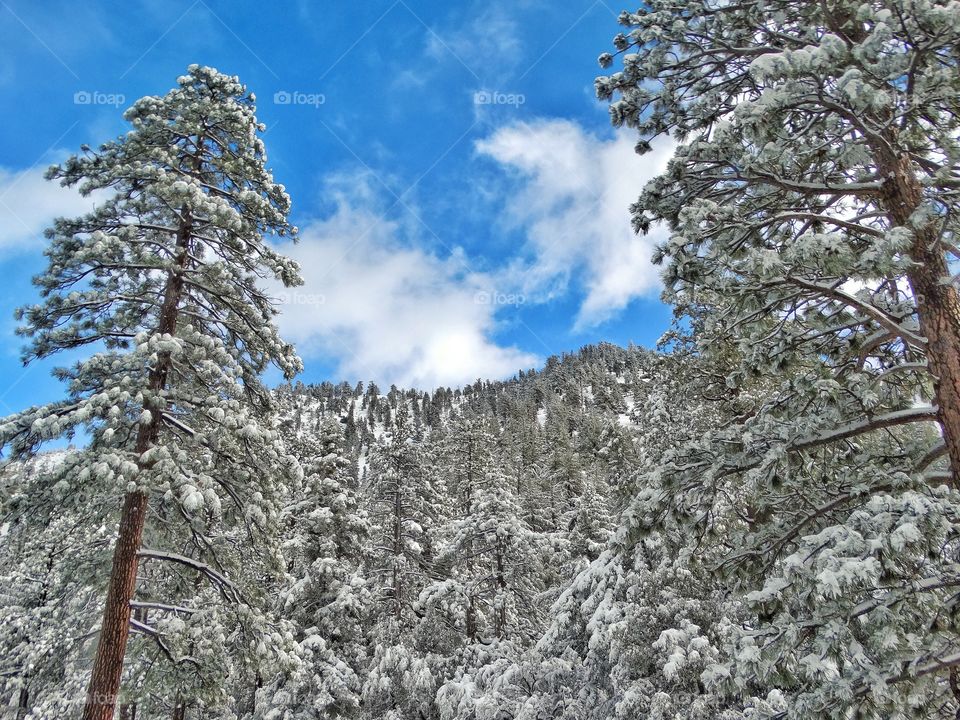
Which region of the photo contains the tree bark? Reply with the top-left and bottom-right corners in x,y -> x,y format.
909,248 -> 960,486
82,174 -> 196,720
466,597 -> 477,641
118,694 -> 138,720
494,545 -> 506,639
878,151 -> 960,486
82,490 -> 148,720
171,692 -> 186,720
16,685 -> 29,720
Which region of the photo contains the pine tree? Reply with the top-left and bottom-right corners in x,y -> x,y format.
0,453 -> 113,719
0,65 -> 302,719
365,406 -> 437,625
363,405 -> 444,719
426,467 -> 545,647
261,419 -> 371,720
595,2 -> 960,715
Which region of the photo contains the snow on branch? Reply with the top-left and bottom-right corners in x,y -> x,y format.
160,412 -> 196,437
786,277 -> 927,351
137,548 -> 242,602
791,406 -> 940,453
129,600 -> 196,615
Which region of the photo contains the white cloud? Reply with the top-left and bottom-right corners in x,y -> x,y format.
0,161 -> 538,390
270,197 -> 539,389
0,166 -> 100,252
476,119 -> 675,328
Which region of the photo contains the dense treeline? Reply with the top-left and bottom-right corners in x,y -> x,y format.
1,343 -> 715,719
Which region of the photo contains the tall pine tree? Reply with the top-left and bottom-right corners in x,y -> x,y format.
594,1 -> 960,715
0,65 -> 302,719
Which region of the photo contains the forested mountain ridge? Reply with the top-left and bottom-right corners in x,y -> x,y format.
1,342 -> 724,719
275,341 -> 682,473
261,341 -> 737,720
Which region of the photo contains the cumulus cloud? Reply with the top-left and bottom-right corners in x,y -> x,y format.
476,119 -> 675,328
270,198 -> 539,390
0,166 -> 100,252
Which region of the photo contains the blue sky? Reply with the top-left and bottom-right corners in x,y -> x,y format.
0,0 -> 675,415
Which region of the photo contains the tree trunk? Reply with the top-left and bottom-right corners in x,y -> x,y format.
117,607 -> 146,720
16,684 -> 29,720
909,242 -> 960,486
82,172 -> 196,720
494,545 -> 506,640
82,491 -> 149,720
171,694 -> 186,720
393,482 -> 403,621
466,597 -> 477,641
119,698 -> 138,720
879,151 -> 960,485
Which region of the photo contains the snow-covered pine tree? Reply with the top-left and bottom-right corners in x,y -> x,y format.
595,2 -> 960,715
425,465 -> 545,643
0,65 -> 302,720
363,405 -> 443,719
462,349 -> 733,720
0,453 -> 114,719
448,537 -> 744,720
424,417 -> 545,634
444,415 -> 497,521
260,419 -> 371,720
365,405 -> 438,625
429,468 -> 549,720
